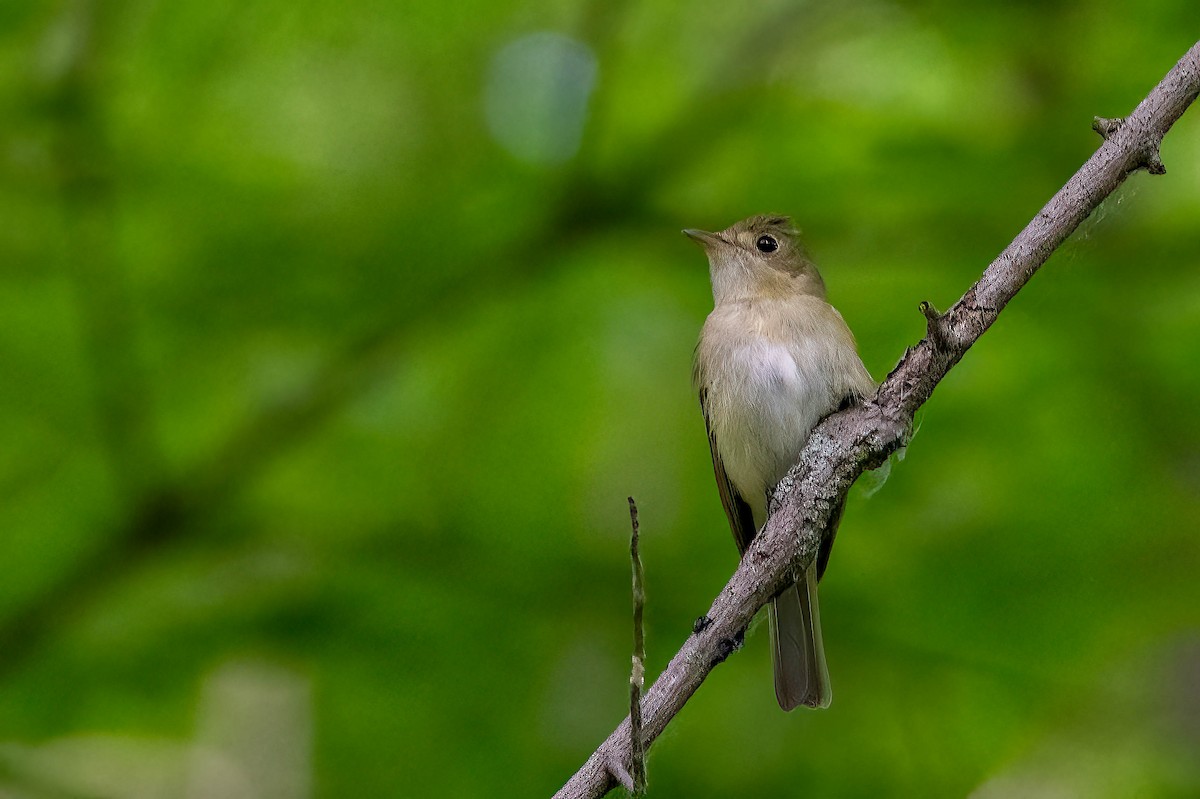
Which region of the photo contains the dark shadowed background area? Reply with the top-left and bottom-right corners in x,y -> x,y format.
2,1 -> 1198,796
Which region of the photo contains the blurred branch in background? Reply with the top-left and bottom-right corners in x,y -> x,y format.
0,0 -> 825,677
49,0 -> 162,500
555,38 -> 1200,799
0,0 -> 184,675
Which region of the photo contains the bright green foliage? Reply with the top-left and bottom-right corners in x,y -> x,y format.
1,2 -> 1198,797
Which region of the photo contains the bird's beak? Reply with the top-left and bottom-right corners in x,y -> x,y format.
683,228 -> 724,248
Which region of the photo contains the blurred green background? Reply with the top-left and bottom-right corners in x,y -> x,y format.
2,1 -> 1199,797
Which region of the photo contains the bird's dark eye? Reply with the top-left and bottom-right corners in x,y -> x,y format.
755,235 -> 778,253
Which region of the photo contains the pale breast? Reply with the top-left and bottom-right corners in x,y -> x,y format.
697,297 -> 858,521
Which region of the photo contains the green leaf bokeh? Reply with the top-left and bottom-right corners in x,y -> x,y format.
2,1 -> 1199,796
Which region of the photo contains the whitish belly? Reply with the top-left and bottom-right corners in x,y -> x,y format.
707,339 -> 830,513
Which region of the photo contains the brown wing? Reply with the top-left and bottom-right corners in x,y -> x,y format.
699,389 -> 757,554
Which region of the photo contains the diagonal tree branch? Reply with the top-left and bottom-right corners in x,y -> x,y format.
554,39 -> 1200,799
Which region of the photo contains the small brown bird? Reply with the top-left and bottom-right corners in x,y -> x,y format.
686,215 -> 874,710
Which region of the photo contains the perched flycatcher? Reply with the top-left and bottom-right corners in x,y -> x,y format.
686,215 -> 874,710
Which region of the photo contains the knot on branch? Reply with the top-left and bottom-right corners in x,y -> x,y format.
1140,145 -> 1167,175
1092,115 -> 1167,174
709,627 -> 745,668
919,300 -> 951,351
1092,116 -> 1124,139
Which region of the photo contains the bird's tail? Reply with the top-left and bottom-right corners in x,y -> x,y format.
768,562 -> 831,710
